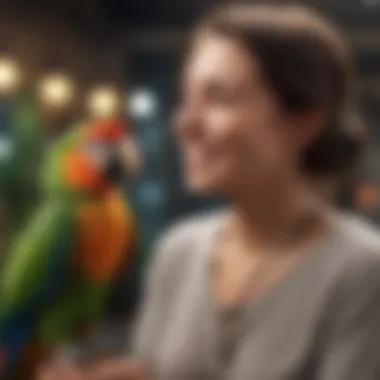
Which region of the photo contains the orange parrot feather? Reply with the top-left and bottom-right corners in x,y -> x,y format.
73,189 -> 135,282
62,149 -> 109,192
61,119 -> 135,281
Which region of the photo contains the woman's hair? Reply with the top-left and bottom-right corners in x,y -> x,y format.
196,4 -> 367,177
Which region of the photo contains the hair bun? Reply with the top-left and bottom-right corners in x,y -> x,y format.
303,109 -> 367,176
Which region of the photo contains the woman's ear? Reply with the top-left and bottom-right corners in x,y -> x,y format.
292,107 -> 327,150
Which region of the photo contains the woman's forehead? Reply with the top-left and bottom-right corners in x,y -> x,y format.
183,33 -> 260,88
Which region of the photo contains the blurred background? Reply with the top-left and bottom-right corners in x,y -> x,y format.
0,0 -> 380,356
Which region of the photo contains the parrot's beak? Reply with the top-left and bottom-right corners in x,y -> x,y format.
117,137 -> 142,178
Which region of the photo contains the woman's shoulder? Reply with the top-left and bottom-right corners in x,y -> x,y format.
334,213 -> 380,261
325,213 -> 380,300
312,215 -> 380,374
340,212 -> 380,243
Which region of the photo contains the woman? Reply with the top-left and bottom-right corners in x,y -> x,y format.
40,4 -> 380,380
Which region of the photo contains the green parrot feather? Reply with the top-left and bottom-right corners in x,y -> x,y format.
41,124 -> 85,197
1,201 -> 75,319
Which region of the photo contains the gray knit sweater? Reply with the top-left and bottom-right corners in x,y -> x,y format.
133,211 -> 380,380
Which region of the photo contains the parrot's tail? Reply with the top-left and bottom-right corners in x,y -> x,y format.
0,343 -> 46,380
0,318 -> 32,379
17,342 -> 47,380
0,349 -> 4,378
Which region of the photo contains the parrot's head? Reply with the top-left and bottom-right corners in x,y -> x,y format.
63,118 -> 141,192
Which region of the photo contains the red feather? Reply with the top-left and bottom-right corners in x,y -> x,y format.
88,119 -> 128,142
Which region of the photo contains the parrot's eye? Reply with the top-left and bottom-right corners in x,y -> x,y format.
84,141 -> 124,182
84,141 -> 113,170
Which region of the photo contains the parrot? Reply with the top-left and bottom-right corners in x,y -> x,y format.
0,117 -> 140,379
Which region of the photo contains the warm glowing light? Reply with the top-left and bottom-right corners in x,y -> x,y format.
87,86 -> 121,118
38,73 -> 75,108
0,56 -> 22,95
128,88 -> 157,119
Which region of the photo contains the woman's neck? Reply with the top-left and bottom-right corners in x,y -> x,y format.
227,179 -> 329,253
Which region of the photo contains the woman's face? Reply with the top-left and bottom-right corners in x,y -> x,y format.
175,33 -> 303,196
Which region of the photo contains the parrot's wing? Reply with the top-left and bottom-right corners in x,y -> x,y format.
0,200 -> 76,374
0,201 -> 76,332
